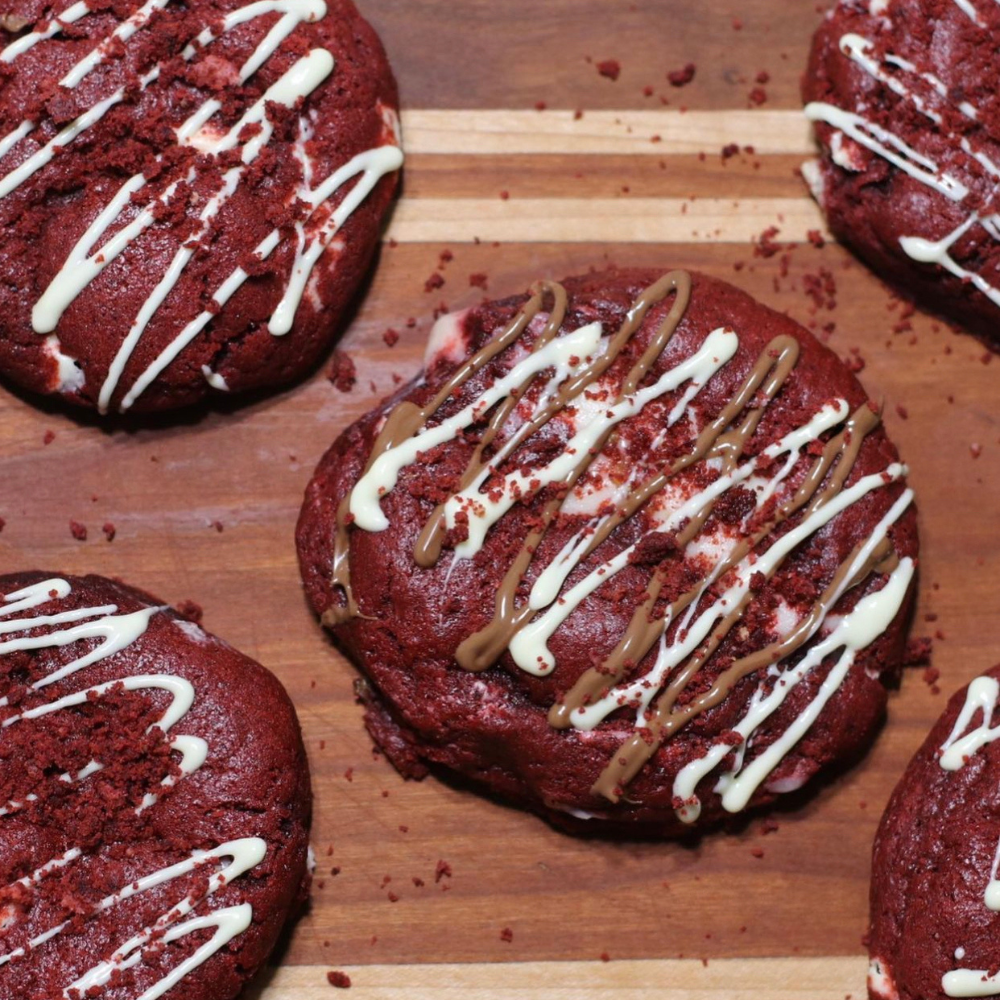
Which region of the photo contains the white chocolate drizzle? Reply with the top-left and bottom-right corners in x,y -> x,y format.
804,101 -> 968,202
673,491 -> 914,822
570,465 -> 909,740
804,19 -> 1000,315
944,963 -> 1000,996
334,271 -> 912,809
350,320 -> 614,532
0,578 -> 266,995
509,399 -> 853,680
442,326 -> 740,561
0,0 -> 403,411
937,674 -> 1000,995
939,674 -> 1000,770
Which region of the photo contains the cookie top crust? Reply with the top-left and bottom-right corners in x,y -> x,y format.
0,0 -> 401,413
0,572 -> 311,999
803,0 -> 1000,345
870,665 -> 1000,1000
298,267 -> 919,834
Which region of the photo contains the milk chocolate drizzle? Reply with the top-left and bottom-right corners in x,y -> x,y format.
326,272 -> 896,803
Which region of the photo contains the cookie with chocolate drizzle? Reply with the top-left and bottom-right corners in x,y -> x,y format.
804,0 -> 1000,347
297,268 -> 919,833
0,572 -> 311,998
0,0 -> 401,413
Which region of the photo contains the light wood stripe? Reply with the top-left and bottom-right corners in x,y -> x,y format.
385,197 -> 828,244
402,152 -> 811,201
400,110 -> 816,157
249,956 -> 867,999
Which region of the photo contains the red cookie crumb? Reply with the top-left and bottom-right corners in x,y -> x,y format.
500,927 -> 514,943
69,520 -> 87,541
903,636 -> 933,666
383,328 -> 399,347
101,521 -> 116,542
327,971 -> 352,989
327,350 -> 357,393
175,599 -> 204,624
43,429 -> 55,445
668,62 -> 696,87
754,226 -> 782,259
434,859 -> 452,882
425,272 -> 445,292
597,59 -> 621,81
469,272 -> 489,290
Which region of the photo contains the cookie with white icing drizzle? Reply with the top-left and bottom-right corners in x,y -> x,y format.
868,665 -> 1000,1000
0,572 -> 311,998
297,268 -> 919,834
804,0 -> 1000,347
0,0 -> 401,413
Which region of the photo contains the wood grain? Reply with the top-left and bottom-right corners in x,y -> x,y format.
246,957 -> 868,999
386,196 -> 826,243
400,110 -> 814,155
0,0 -> 990,997
363,0 -> 829,111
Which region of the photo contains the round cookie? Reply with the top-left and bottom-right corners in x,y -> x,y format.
803,0 -> 1000,346
0,572 -> 311,998
297,267 -> 919,835
869,665 -> 1000,1000
0,0 -> 401,414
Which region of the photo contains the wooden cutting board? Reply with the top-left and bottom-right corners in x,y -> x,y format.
1,1 -> 995,996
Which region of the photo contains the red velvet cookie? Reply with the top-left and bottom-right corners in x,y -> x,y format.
297,267 -> 919,835
0,0 -> 401,414
869,665 -> 1000,1000
803,0 -> 1000,346
0,572 -> 311,999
